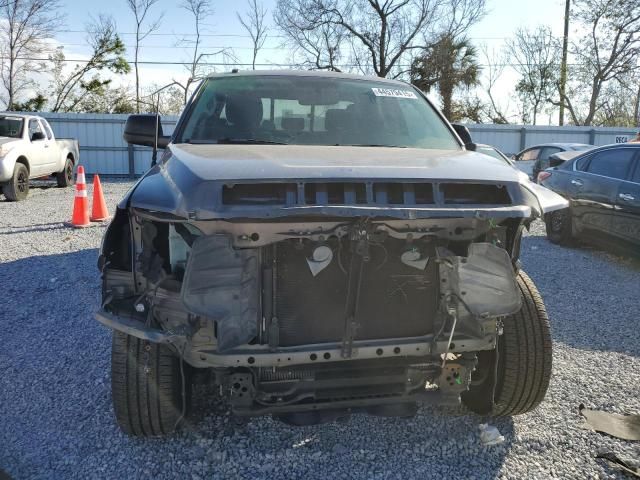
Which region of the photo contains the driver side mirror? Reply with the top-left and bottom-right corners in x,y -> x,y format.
123,114 -> 170,148
451,123 -> 476,151
31,131 -> 45,141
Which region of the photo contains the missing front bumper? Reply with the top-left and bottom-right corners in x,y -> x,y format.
95,310 -> 496,368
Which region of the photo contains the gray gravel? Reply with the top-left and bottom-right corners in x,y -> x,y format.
1,180 -> 639,479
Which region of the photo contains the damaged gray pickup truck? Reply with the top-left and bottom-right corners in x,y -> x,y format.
97,71 -> 566,436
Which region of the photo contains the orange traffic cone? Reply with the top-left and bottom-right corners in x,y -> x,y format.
69,165 -> 90,228
90,174 -> 110,222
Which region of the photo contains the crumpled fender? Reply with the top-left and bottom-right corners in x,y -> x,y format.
439,243 -> 522,318
520,181 -> 569,215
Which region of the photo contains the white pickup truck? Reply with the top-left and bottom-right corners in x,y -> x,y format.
0,113 -> 80,201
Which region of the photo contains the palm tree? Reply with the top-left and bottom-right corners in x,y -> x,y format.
410,35 -> 481,120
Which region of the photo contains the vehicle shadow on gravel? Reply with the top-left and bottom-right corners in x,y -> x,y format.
521,236 -> 640,358
0,182 -> 59,201
186,386 -> 515,479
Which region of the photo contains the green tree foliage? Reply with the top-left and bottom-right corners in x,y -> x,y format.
410,35 -> 481,120
50,15 -> 130,112
11,94 -> 47,112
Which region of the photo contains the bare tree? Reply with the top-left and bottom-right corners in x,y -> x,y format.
141,82 -> 186,115
479,44 -> 509,124
594,76 -> 640,127
237,0 -> 268,70
506,26 -> 559,125
560,0 -> 640,125
126,0 -> 164,113
173,0 -> 214,104
275,0 -> 486,78
50,15 -> 130,112
0,0 -> 63,109
275,1 -> 345,71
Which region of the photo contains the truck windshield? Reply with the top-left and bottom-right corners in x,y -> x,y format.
178,75 -> 460,150
0,117 -> 24,138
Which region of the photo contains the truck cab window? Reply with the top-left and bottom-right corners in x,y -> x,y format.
28,119 -> 44,141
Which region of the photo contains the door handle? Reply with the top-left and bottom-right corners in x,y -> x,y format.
619,193 -> 635,202
570,179 -> 583,186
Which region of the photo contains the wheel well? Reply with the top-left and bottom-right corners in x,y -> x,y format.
67,153 -> 74,164
16,156 -> 30,173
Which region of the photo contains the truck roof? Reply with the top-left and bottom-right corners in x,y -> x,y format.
0,112 -> 44,121
206,69 -> 410,87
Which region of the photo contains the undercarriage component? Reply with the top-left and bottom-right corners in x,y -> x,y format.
227,360 -> 448,418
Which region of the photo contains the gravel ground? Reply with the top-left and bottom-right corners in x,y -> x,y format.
1,179 -> 639,480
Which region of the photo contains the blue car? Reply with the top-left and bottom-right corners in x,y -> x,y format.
540,143 -> 640,253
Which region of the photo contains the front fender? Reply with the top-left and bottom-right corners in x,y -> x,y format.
0,152 -> 20,182
522,181 -> 570,215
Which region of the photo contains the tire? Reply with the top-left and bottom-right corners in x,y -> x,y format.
545,208 -> 573,245
462,270 -> 552,416
3,163 -> 29,201
56,156 -> 74,187
111,331 -> 191,437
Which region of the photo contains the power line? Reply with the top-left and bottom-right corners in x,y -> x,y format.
56,42 -> 282,50
56,29 -> 287,38
56,29 -> 515,41
0,55 -> 584,68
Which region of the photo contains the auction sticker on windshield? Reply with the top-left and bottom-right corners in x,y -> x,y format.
371,88 -> 418,99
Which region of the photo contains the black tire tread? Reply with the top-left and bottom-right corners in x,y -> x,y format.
492,270 -> 552,416
4,163 -> 29,201
111,331 -> 187,437
56,156 -> 74,187
545,208 -> 573,245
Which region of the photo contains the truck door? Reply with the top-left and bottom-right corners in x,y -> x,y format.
26,119 -> 50,176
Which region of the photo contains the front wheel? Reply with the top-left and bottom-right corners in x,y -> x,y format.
462,271 -> 552,416
545,208 -> 573,245
56,157 -> 74,187
111,331 -> 191,436
3,163 -> 29,201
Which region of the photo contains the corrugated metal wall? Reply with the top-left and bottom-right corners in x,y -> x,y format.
42,113 -> 179,175
467,124 -> 638,156
40,113 -> 639,175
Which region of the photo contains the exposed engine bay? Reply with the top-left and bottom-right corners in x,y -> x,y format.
99,203 -> 525,420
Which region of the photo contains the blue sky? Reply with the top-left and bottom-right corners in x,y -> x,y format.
56,0 -> 566,70
50,0 -> 567,118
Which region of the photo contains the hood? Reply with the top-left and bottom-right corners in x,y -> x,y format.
0,138 -> 20,146
166,144 -> 523,183
124,143 -> 568,220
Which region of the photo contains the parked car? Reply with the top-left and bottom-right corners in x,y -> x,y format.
96,70 -> 567,436
540,143 -> 640,252
475,143 -> 514,166
513,143 -> 593,179
534,147 -> 595,183
0,114 -> 79,201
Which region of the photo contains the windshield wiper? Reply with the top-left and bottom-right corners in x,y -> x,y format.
334,143 -> 408,148
197,138 -> 288,145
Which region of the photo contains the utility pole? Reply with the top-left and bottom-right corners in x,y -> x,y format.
559,0 -> 570,126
